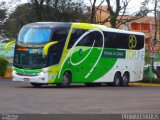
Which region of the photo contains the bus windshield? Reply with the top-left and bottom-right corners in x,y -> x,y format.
14,48 -> 46,69
18,27 -> 52,44
14,27 -> 70,69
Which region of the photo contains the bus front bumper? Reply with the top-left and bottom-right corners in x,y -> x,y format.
12,71 -> 48,84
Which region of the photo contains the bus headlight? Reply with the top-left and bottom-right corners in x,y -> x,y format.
37,72 -> 44,76
42,69 -> 50,73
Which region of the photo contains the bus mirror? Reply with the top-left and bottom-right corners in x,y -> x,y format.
5,40 -> 16,53
43,41 -> 58,56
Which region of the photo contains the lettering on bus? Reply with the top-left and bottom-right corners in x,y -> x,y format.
126,50 -> 145,60
102,49 -> 126,58
17,47 -> 28,51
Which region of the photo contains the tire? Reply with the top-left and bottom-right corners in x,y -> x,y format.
122,73 -> 129,87
31,83 -> 43,88
57,72 -> 71,88
113,72 -> 121,87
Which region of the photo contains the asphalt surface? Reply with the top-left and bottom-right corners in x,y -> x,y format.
0,79 -> 160,114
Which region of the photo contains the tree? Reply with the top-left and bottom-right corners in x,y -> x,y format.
0,9 -> 6,22
52,0 -> 89,22
146,0 -> 160,79
0,1 -> 6,21
0,56 -> 8,77
29,0 -> 49,21
4,3 -> 37,38
0,1 -> 7,37
88,0 -> 104,23
95,0 -> 150,28
28,0 -> 89,22
4,0 -> 89,37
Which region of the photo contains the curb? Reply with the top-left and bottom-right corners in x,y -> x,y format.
129,82 -> 160,87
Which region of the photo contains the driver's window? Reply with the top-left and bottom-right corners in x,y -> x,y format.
47,28 -> 69,66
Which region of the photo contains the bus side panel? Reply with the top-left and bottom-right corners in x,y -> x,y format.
94,49 -> 145,83
56,47 -> 118,83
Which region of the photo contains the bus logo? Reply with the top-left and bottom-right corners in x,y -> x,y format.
79,49 -> 83,55
128,35 -> 137,49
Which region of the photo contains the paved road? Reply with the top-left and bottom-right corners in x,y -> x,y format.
0,79 -> 160,114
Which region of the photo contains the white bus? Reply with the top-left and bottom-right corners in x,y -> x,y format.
6,22 -> 145,87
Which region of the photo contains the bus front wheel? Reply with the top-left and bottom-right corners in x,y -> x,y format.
31,83 -> 43,88
113,72 -> 121,87
57,72 -> 71,88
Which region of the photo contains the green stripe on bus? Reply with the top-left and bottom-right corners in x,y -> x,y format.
14,67 -> 42,75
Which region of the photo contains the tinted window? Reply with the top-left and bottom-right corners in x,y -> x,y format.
68,29 -> 103,48
51,28 -> 69,42
68,29 -> 87,48
77,31 -> 103,47
47,28 -> 69,65
104,32 -> 144,50
14,47 -> 46,69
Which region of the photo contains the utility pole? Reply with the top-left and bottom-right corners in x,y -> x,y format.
152,0 -> 158,69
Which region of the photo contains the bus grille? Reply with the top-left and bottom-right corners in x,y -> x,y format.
16,73 -> 38,76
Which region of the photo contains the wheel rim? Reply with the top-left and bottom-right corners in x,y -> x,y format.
122,75 -> 128,86
63,74 -> 69,86
61,72 -> 71,87
114,75 -> 121,86
115,78 -> 120,85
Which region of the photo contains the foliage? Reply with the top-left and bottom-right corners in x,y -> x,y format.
144,51 -> 160,81
29,0 -> 89,22
89,0 -> 150,28
4,0 -> 89,37
0,56 -> 8,77
145,52 -> 151,65
145,52 -> 160,65
51,0 -> 89,22
4,3 -> 37,38
0,1 -> 7,37
0,1 -> 6,22
106,0 -> 150,28
0,8 -> 6,22
88,0 -> 104,23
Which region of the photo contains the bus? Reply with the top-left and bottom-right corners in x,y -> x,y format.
6,22 -> 145,87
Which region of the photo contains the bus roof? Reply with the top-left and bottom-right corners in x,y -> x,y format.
23,22 -> 71,28
72,23 -> 144,36
96,24 -> 145,36
23,22 -> 144,36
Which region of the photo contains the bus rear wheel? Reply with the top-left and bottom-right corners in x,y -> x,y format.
122,73 -> 129,87
57,72 -> 71,88
113,73 -> 121,87
31,83 -> 43,88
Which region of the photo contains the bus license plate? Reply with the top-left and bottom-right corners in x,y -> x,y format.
24,78 -> 30,81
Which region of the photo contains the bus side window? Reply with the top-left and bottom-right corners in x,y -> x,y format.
67,29 -> 87,49
105,32 -> 118,48
77,31 -> 103,47
47,28 -> 69,66
104,32 -> 144,50
93,32 -> 103,47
